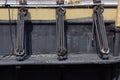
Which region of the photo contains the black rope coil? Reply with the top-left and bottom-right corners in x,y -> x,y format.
56,7 -> 67,60
92,4 -> 110,59
15,7 -> 28,61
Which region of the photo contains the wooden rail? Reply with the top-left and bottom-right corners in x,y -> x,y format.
116,0 -> 120,27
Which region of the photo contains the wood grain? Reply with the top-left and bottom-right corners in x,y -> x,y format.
0,8 -> 116,20
116,0 -> 120,27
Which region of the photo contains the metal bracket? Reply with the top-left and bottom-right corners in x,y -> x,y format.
56,6 -> 67,60
19,0 -> 27,5
56,0 -> 64,5
93,0 -> 101,3
92,0 -> 110,59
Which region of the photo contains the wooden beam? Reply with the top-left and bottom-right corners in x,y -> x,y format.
0,8 -> 117,20
116,0 -> 120,27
